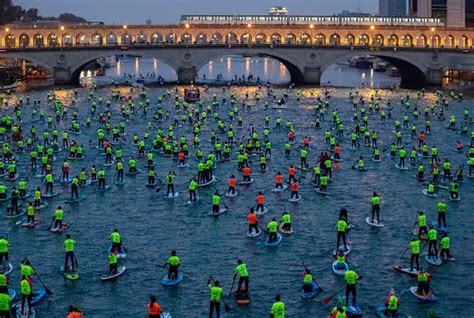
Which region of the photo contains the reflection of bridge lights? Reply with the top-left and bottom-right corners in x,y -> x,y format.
153,58 -> 158,71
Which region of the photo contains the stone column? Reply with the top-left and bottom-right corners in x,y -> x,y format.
177,66 -> 197,84
303,66 -> 321,85
53,66 -> 73,85
425,67 -> 444,86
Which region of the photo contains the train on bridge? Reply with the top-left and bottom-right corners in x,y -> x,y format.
180,15 -> 445,27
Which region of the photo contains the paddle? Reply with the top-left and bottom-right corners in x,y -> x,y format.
399,248 -> 409,260
302,262 -> 323,292
228,275 -> 236,297
210,276 -> 231,312
29,262 -> 53,295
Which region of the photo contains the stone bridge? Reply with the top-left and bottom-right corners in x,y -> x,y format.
2,44 -> 474,88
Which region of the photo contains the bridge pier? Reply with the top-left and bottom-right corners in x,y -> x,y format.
177,66 -> 197,84
425,67 -> 444,86
53,66 -> 73,85
303,66 -> 321,85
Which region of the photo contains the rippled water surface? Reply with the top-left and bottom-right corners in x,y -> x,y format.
0,84 -> 472,318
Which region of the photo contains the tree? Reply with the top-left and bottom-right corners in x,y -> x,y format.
58,13 -> 86,23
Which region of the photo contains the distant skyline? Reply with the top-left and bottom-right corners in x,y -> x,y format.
15,0 -> 377,24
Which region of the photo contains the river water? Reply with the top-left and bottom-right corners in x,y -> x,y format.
1,58 -> 472,318
80,55 -> 400,89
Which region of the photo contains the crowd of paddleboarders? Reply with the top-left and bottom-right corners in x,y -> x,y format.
0,80 -> 471,317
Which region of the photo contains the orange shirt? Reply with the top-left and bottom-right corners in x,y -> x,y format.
304,137 -> 310,145
290,182 -> 299,191
334,146 -> 341,154
288,167 -> 296,176
256,195 -> 264,204
288,131 -> 294,138
228,178 -> 236,187
243,167 -> 251,176
67,312 -> 84,318
275,175 -> 283,184
178,152 -> 185,160
247,213 -> 257,224
147,303 -> 162,315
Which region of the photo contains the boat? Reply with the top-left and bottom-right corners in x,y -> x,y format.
373,61 -> 388,72
184,86 -> 200,103
355,57 -> 373,69
0,81 -> 20,92
386,66 -> 400,77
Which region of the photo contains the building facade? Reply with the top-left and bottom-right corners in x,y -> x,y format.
379,0 -> 407,17
409,0 -> 473,27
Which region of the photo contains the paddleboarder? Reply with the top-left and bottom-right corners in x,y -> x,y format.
247,208 -> 259,235
212,192 -> 221,214
269,294 -> 285,318
234,259 -> 249,292
164,250 -> 180,280
67,305 -> 84,318
370,192 -> 381,224
64,234 -> 76,273
417,271 -> 432,297
280,212 -> 292,232
110,229 -> 123,254
409,238 -> 421,272
267,218 -> 278,242
336,217 -> 349,252
439,233 -> 452,260
344,269 -> 359,305
207,278 -> 222,318
146,296 -> 162,318
20,274 -> 32,315
427,227 -> 438,258
384,289 -> 400,316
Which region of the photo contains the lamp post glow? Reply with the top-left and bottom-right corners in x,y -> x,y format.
5,28 -> 9,32
185,24 -> 190,29
123,25 -> 127,29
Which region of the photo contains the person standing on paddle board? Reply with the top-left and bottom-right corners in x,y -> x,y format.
290,179 -> 299,199
0,237 -> 9,265
44,172 -> 54,195
280,212 -> 292,232
207,278 -> 222,318
235,259 -> 249,292
427,227 -> 438,258
188,178 -> 198,202
344,269 -> 359,305
330,299 -> 347,318
270,294 -> 285,318
20,274 -> 32,315
247,209 -> 259,235
165,171 -> 176,197
256,192 -> 265,213
70,176 -> 79,200
64,234 -> 76,273
439,233 -> 452,259
370,192 -> 381,224
417,271 -> 431,297
227,175 -> 236,195
267,218 -> 278,242
146,296 -> 162,318
53,205 -> 64,230
415,211 -> 428,237
116,161 -> 124,182
288,166 -> 296,183
164,250 -> 180,280
110,229 -> 123,254
97,168 -> 106,190
274,172 -> 283,190
336,217 -> 349,252
409,238 -> 421,272
242,165 -> 252,182
212,192 -> 221,214
25,202 -> 36,224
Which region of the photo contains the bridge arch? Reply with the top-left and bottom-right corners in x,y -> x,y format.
358,34 -> 369,46
211,32 -> 223,44
255,33 -> 266,44
300,33 -> 311,44
19,34 -> 29,47
5,34 -> 15,47
329,33 -> 340,45
226,32 -> 238,44
402,34 -> 413,47
388,34 -> 398,47
62,34 -> 73,46
121,33 -> 131,45
195,49 -> 304,84
446,35 -> 455,47
166,32 -> 176,43
181,33 -> 192,44
240,33 -> 251,45
344,33 -> 355,45
151,33 -> 163,44
285,33 -> 296,44
315,34 -> 325,45
33,33 -> 44,47
461,35 -> 469,48
137,33 -> 147,44
373,34 -> 384,46
196,32 -> 207,44
48,33 -> 58,46
270,33 -> 281,44
68,50 -> 179,84
321,51 -> 427,89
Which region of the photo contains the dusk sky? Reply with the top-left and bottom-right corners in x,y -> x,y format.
15,0 -> 377,24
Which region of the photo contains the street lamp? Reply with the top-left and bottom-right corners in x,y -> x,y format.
123,25 -> 128,29
185,23 -> 190,29
60,26 -> 65,31
430,27 -> 435,48
5,28 -> 9,32
247,23 -> 252,28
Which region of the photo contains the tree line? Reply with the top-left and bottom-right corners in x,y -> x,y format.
0,0 -> 87,25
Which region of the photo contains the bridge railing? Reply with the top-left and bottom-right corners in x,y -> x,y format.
2,42 -> 472,53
